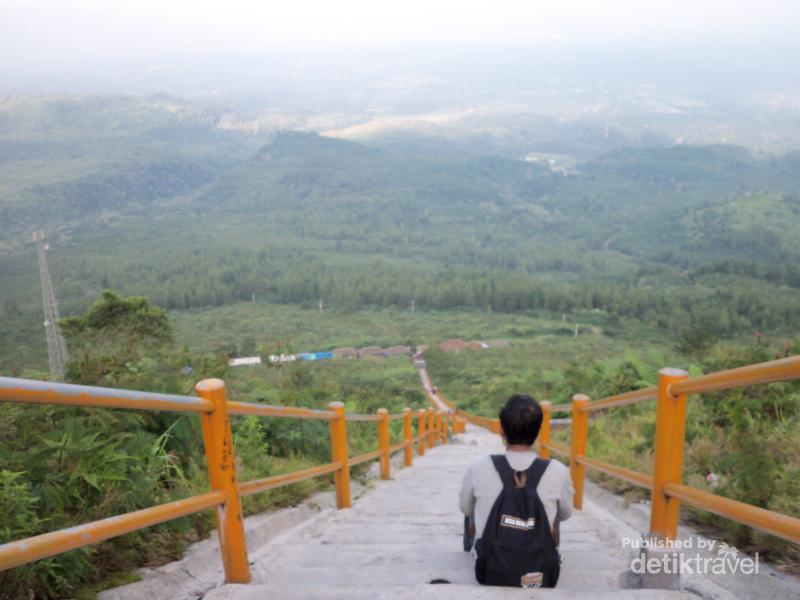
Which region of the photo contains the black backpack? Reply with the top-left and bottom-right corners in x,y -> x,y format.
474,455 -> 561,588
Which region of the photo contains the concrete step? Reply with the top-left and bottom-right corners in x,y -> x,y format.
250,560 -> 633,590
204,583 -> 697,600
252,563 -> 476,586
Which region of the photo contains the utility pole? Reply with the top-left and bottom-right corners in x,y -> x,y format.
33,231 -> 68,380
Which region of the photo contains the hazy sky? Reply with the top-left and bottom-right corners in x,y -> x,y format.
2,0 -> 799,67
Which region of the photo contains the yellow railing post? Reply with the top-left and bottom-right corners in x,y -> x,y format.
650,368 -> 689,539
378,408 -> 390,480
570,394 -> 590,509
418,409 -> 427,455
539,401 -> 551,459
436,412 -> 443,444
441,414 -> 449,445
328,401 -> 352,509
196,379 -> 251,584
455,416 -> 466,434
403,407 -> 413,466
427,408 -> 435,448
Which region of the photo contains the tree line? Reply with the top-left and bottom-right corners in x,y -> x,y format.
85,248 -> 800,341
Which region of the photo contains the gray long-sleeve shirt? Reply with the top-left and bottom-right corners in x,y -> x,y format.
459,450 -> 574,542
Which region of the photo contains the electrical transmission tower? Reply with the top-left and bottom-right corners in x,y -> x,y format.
33,231 -> 69,380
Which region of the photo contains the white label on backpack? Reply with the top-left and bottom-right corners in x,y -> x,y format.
500,514 -> 536,530
521,572 -> 544,588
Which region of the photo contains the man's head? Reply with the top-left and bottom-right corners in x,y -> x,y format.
499,394 -> 543,446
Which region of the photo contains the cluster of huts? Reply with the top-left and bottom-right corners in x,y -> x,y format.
228,339 -> 510,367
435,339 -> 509,352
330,345 -> 412,359
326,339 -> 509,359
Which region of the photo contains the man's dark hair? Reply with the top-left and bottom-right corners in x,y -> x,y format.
499,394 -> 543,446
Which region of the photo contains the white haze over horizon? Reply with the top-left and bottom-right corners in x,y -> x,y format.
2,0 -> 799,67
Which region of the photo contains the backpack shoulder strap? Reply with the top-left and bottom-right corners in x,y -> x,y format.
524,457 -> 551,491
489,454 -> 517,489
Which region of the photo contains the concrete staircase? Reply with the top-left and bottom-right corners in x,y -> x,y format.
94,354 -> 800,600
203,425 -> 693,599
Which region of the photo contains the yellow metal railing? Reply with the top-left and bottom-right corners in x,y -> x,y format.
0,376 -> 457,581
435,355 -> 800,546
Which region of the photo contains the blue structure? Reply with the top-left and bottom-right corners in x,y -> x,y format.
297,351 -> 334,361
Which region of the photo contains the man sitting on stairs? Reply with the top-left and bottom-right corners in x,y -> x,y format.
459,394 -> 573,588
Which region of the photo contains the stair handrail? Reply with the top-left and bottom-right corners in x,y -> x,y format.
0,376 -> 455,581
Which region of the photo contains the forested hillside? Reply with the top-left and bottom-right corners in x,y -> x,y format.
2,96 -> 800,372
0,96 -> 259,234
